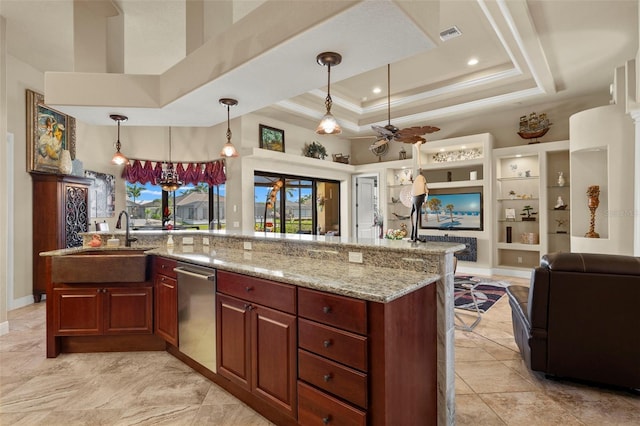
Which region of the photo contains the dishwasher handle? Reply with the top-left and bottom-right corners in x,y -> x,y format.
174,266 -> 215,281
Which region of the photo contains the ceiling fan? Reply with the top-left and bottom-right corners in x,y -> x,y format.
370,64 -> 440,148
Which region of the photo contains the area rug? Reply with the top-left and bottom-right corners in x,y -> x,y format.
454,276 -> 509,313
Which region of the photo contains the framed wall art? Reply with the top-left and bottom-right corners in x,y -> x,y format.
26,89 -> 76,174
259,124 -> 285,152
85,170 -> 116,218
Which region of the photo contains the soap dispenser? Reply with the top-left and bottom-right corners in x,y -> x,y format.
166,235 -> 174,248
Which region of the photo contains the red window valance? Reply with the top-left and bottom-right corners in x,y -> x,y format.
122,159 -> 226,186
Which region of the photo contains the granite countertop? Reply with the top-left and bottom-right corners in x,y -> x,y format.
42,244 -> 441,303
150,247 -> 440,303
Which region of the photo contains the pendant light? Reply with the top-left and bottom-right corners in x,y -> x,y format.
110,114 -> 129,165
219,98 -> 239,158
159,127 -> 183,192
315,51 -> 342,135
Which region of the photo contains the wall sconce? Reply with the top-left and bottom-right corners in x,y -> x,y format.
316,51 -> 342,135
110,114 -> 129,165
159,127 -> 183,192
219,98 -> 239,158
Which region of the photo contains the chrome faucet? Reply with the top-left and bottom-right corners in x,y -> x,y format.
115,210 -> 138,247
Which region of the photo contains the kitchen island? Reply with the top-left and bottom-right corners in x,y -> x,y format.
42,231 -> 463,425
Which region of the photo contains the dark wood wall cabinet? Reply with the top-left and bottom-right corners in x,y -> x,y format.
32,173 -> 91,302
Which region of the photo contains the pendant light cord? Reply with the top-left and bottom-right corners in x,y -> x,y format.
387,64 -> 391,126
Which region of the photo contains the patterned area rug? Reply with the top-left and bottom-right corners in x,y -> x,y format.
454,276 -> 509,313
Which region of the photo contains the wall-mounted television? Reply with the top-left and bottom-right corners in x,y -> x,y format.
420,188 -> 483,231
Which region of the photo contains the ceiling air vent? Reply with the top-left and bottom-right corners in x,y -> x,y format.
439,26 -> 462,42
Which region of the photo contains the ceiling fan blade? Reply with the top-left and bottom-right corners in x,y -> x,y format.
371,124 -> 395,137
396,125 -> 440,138
395,135 -> 426,144
371,138 -> 389,148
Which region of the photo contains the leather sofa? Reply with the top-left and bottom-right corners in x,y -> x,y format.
506,252 -> 640,389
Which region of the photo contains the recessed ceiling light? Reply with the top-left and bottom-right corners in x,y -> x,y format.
439,148 -> 445,152
372,87 -> 382,94
461,145 -> 466,149
467,58 -> 479,66
515,154 -> 523,158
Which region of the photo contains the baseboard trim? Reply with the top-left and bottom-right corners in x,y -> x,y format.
10,294 -> 39,310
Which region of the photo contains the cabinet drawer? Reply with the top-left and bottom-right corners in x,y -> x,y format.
217,270 -> 295,314
299,349 -> 367,409
298,288 -> 367,334
298,381 -> 366,426
299,318 -> 367,371
154,257 -> 177,279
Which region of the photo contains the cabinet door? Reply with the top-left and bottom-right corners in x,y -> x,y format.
155,274 -> 178,345
53,287 -> 102,335
217,293 -> 251,390
251,304 -> 297,418
103,286 -> 153,334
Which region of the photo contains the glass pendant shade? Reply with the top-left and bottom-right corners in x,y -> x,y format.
316,108 -> 342,135
110,114 -> 129,165
220,141 -> 239,157
219,98 -> 239,158
159,127 -> 183,192
315,52 -> 342,135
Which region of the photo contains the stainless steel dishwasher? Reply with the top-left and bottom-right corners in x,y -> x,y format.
174,262 -> 216,372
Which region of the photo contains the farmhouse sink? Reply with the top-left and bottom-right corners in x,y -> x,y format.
51,249 -> 149,283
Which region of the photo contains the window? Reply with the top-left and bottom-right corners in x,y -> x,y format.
125,182 -> 226,230
254,172 -> 340,235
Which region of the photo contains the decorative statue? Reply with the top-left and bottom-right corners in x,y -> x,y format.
410,141 -> 428,242
585,185 -> 600,238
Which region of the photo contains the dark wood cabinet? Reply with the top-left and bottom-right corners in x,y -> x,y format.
153,257 -> 178,346
52,285 -> 153,336
216,271 -> 297,419
32,173 -> 91,302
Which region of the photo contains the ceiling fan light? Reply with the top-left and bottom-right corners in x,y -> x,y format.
316,113 -> 342,135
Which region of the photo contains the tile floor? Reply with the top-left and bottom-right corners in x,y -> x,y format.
1,275 -> 638,425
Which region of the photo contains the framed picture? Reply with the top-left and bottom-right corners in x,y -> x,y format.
85,170 -> 116,218
259,124 -> 285,152
26,89 -> 76,173
505,208 -> 516,221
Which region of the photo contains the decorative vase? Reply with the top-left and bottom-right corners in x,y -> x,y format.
59,149 -> 73,174
557,172 -> 565,187
585,185 -> 600,238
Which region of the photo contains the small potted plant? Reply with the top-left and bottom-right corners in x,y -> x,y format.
521,205 -> 537,221
303,141 -> 327,159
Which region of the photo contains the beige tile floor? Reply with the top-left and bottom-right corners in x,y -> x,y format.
1,275 -> 638,425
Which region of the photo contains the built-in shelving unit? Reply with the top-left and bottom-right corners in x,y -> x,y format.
493,140 -> 569,273
417,133 -> 494,271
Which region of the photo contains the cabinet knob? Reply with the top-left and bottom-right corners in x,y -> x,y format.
323,340 -> 332,348
245,286 -> 253,292
322,306 -> 332,314
244,304 -> 253,311
323,373 -> 332,382
322,415 -> 332,425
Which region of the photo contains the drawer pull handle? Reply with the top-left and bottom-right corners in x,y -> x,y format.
323,306 -> 332,314
244,304 -> 253,311
323,373 -> 332,382
323,340 -> 332,348
322,415 -> 332,424
245,286 -> 253,292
